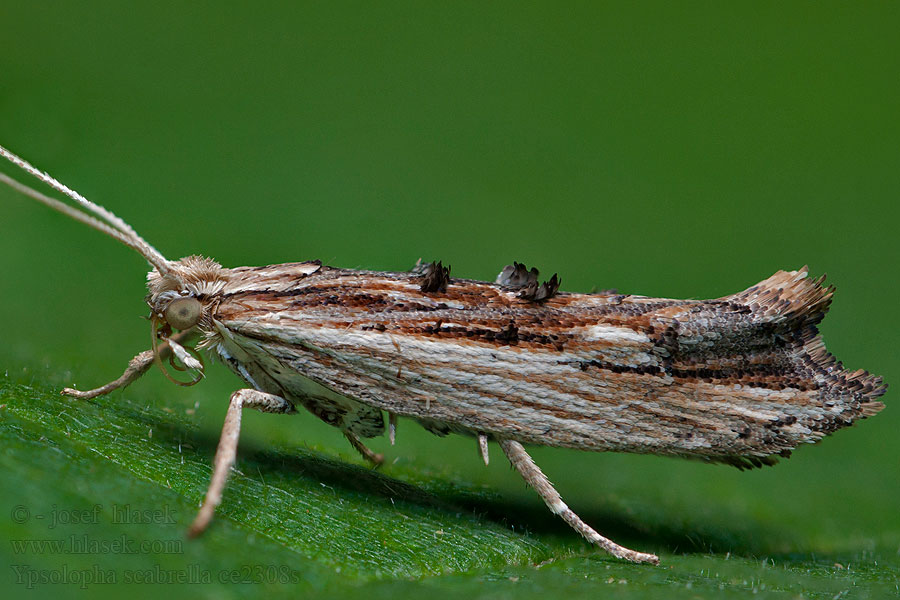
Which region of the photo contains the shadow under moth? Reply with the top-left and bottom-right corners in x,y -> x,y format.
0,144 -> 886,565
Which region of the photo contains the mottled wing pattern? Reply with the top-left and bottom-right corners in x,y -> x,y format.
211,262 -> 885,466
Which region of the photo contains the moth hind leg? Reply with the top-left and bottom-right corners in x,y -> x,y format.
497,439 -> 659,565
187,389 -> 294,537
344,431 -> 384,467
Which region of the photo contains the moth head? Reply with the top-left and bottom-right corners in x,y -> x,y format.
147,289 -> 213,387
0,145 -> 223,387
146,255 -> 228,326
141,256 -> 230,383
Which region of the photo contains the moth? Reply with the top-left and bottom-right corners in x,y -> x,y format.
0,144 -> 887,565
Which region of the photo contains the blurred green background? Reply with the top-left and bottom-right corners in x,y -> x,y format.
1,2 -> 897,598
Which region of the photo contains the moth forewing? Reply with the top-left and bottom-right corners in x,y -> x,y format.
212,264 -> 885,461
1,143 -> 887,566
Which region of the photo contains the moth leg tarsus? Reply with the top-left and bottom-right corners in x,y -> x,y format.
344,431 -> 385,468
388,412 -> 398,446
62,329 -> 198,400
497,439 -> 659,565
188,389 -> 293,538
62,348 -> 156,399
67,341 -> 176,399
478,433 -> 490,465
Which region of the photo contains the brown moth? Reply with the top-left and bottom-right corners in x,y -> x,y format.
0,145 -> 887,565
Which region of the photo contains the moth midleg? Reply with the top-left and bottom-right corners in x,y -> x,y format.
61,330 -> 197,399
497,439 -> 659,565
188,389 -> 294,537
344,431 -> 384,467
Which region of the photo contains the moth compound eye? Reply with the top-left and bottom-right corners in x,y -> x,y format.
165,297 -> 203,330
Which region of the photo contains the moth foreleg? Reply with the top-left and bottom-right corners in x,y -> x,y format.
62,330 -> 197,399
62,349 -> 156,399
497,439 -> 659,565
188,389 -> 294,537
344,431 -> 384,467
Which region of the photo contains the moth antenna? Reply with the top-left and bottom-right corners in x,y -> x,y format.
0,144 -> 171,276
0,145 -> 137,236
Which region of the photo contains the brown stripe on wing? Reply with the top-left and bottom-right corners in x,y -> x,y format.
225,326 -> 828,460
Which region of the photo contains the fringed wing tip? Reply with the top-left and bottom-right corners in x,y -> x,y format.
803,336 -> 888,405
705,453 -> 784,470
730,266 -> 887,420
861,400 -> 886,417
729,266 -> 835,329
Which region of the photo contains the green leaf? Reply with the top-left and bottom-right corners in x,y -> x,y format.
2,376 -> 898,599
0,379 -> 551,583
